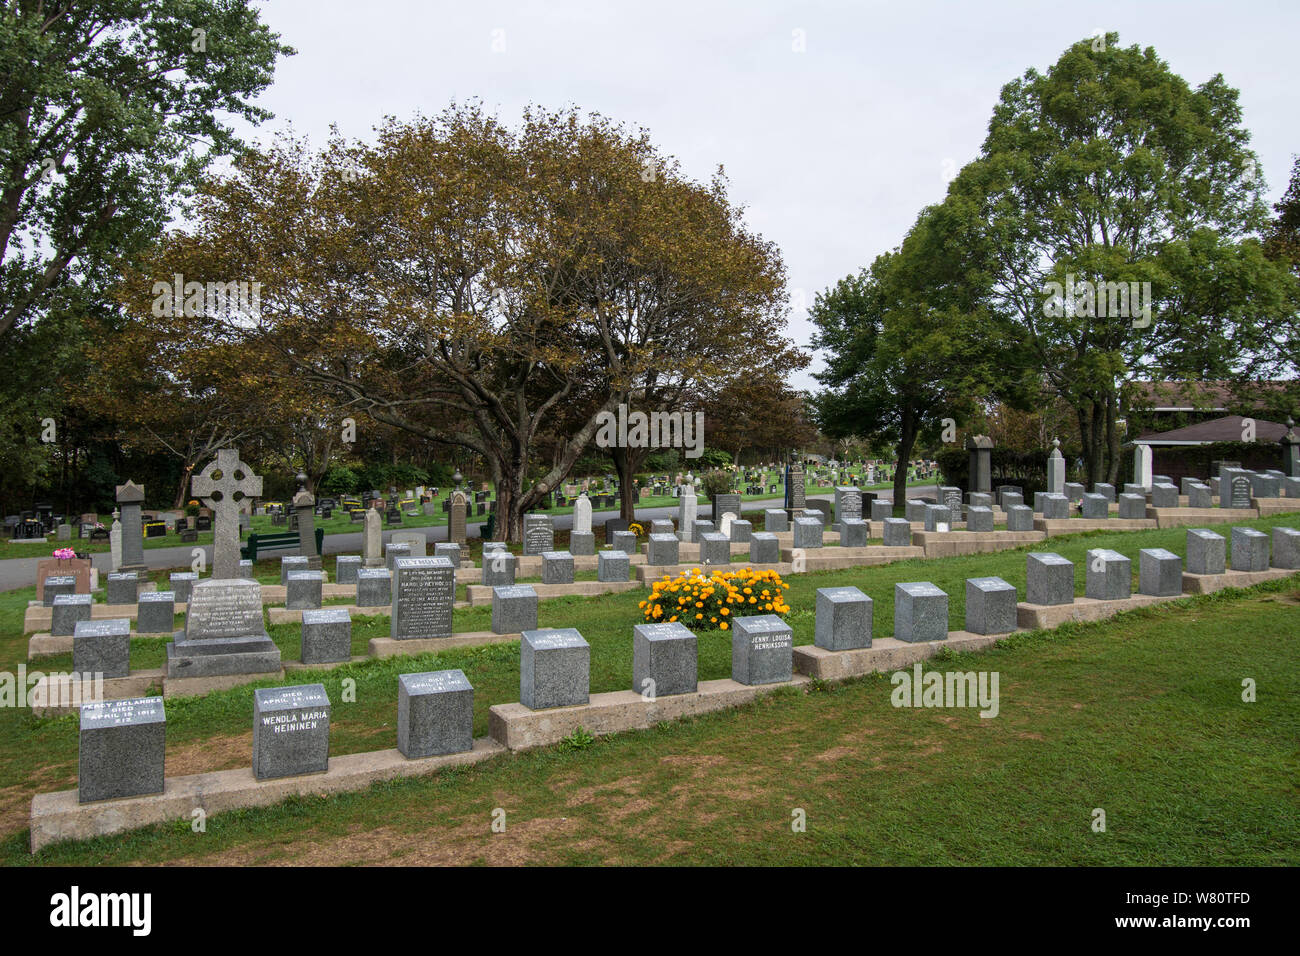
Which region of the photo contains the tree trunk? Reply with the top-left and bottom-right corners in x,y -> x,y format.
612,446 -> 649,521
892,403 -> 917,514
1104,392 -> 1121,485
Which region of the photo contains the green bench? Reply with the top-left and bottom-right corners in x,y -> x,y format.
241,528 -> 324,563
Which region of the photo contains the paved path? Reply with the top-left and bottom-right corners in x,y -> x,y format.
0,486 -> 938,592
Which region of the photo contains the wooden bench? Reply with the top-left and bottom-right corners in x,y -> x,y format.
241,528 -> 324,563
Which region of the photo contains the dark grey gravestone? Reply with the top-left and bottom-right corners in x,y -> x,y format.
597,550 -> 629,582
252,684 -> 330,780
169,578 -> 279,678
894,582 -> 948,643
1271,527 -> 1300,569
280,555 -> 308,584
731,614 -> 793,685
923,503 -> 951,532
1186,529 -> 1226,575
1228,475 -> 1252,510
433,543 -> 462,568
78,696 -> 165,804
870,500 -> 892,522
334,555 -> 362,585
523,513 -> 554,556
730,519 -> 753,543
43,575 -> 77,606
833,486 -> 863,528
700,532 -> 731,566
712,493 -> 742,523
569,530 -> 595,556
356,567 -> 392,607
384,542 -> 411,572
882,517 -> 912,547
73,618 -> 131,678
765,508 -> 790,532
1118,494 -> 1146,519
1005,505 -> 1035,532
492,584 -> 537,634
633,621 -> 698,697
1251,473 -> 1281,498
51,593 -> 92,636
1080,493 -> 1108,519
481,550 -> 517,587
840,518 -> 869,547
1230,527 -> 1269,571
1041,494 -> 1070,519
136,591 -> 175,634
1032,492 -> 1048,514
541,551 -> 575,585
398,670 -> 473,758
1150,483 -> 1179,509
1123,483 -> 1147,497
647,533 -> 679,566
814,586 -> 872,650
1093,483 -> 1116,502
520,628 -> 589,709
750,532 -> 780,564
792,517 -> 823,549
966,506 -> 994,533
106,572 -> 139,606
1139,548 -> 1182,596
1285,477 -> 1300,498
941,486 -> 963,519
285,570 -> 323,610
391,557 -> 454,640
904,500 -> 926,522
1085,549 -> 1131,600
1026,553 -> 1074,606
1187,483 -> 1212,509
692,519 -> 715,540
168,571 -> 197,605
965,577 -> 1017,635
611,530 -> 637,554
1063,482 -> 1085,503
1180,477 -> 1200,495
301,607 -> 351,664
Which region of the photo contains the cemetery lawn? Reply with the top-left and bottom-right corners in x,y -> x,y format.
1,515 -> 1296,865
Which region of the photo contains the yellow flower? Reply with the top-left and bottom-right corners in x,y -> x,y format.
720,622 -> 729,630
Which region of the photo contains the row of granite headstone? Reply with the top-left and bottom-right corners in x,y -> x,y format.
76,522 -> 1300,806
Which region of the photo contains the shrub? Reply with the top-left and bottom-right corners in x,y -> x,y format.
700,469 -> 734,500
639,567 -> 791,631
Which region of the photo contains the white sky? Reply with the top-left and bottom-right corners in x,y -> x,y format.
233,0 -> 1300,391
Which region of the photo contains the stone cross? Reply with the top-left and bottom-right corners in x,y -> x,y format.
191,449 -> 263,580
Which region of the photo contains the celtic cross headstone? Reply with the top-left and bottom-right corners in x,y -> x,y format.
192,448 -> 263,579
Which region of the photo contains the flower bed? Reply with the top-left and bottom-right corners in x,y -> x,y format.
639,567 -> 790,631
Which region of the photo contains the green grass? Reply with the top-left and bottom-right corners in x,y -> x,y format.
1,511 -> 1296,864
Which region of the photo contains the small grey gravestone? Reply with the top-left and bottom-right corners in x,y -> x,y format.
750,532 -> 780,564
1271,527 -> 1300,569
334,555 -> 362,585
870,500 -> 892,522
523,513 -> 554,556
965,577 -> 1018,635
1080,493 -> 1108,519
541,551 -> 575,585
1187,483 -> 1212,509
969,492 -> 993,509
840,518 -> 869,547
398,670 -> 473,758
482,550 -> 517,587
252,684 -> 331,780
1005,504 -> 1036,532
238,559 -> 254,579
650,518 -> 674,536
792,517 -> 823,549
384,542 -> 411,572
73,618 -> 131,679
520,628 -> 590,709
1185,529 -> 1226,575
693,519 -> 715,539
78,697 -> 165,804
1150,483 -> 1179,509
168,571 -> 197,605
569,530 -> 596,556
1123,483 -> 1146,497
731,614 -> 793,685
882,517 -> 912,547
894,582 -> 948,643
105,571 -> 138,606
136,591 -> 176,635
814,586 -> 872,650
301,608 -> 352,664
285,570 -> 323,610
611,530 -> 637,554
1139,548 -> 1182,596
391,532 -> 427,557
433,542 -> 461,567
1026,553 -> 1074,606
1086,549 -> 1131,600
834,486 -> 863,528
1041,494 -> 1070,519
356,567 -> 392,607
633,621 -> 698,697
966,506 -> 994,533
43,575 -> 77,607
492,585 -> 537,634
1118,493 -> 1146,519
1251,473 -> 1281,498
280,555 -> 308,584
391,557 -> 454,640
1063,482 -> 1084,503
597,550 -> 630,582
51,593 -> 92,636
999,488 -> 1024,510
1230,527 -> 1269,571
1093,483 -> 1116,502
647,533 -> 679,566
765,508 -> 789,532
730,519 -> 753,543
700,532 -> 731,566
904,500 -> 926,522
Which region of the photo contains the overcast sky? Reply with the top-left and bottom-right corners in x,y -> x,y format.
233,0 -> 1300,390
